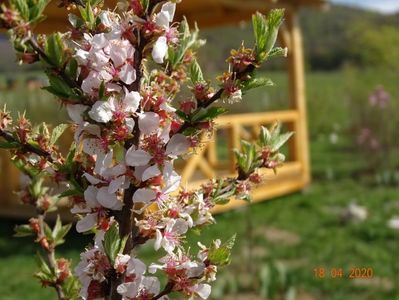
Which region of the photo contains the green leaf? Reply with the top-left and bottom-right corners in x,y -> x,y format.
52,216 -> 72,246
252,12 -> 268,59
58,189 -> 83,198
44,74 -> 74,99
192,107 -> 227,122
68,14 -> 85,28
45,34 -> 64,67
270,132 -> 294,152
50,124 -> 69,145
252,9 -> 285,62
11,0 -> 29,20
103,223 -> 127,264
208,235 -> 236,266
35,252 -> 53,277
241,77 -> 274,92
14,224 -> 34,237
66,58 -> 79,80
29,0 -> 50,23
0,141 -> 20,149
98,81 -> 106,100
264,9 -> 285,55
175,110 -> 190,121
190,60 -> 204,84
62,275 -> 80,300
168,19 -> 201,68
43,222 -> 54,242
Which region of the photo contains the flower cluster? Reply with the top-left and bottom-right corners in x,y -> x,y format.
0,1 -> 291,299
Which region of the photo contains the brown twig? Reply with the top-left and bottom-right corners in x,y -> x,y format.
151,282 -> 174,300
0,129 -> 54,162
37,214 -> 66,300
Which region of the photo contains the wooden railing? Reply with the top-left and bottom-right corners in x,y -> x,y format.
178,110 -> 309,213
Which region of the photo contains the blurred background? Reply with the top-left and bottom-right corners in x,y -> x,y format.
1,0 -> 399,299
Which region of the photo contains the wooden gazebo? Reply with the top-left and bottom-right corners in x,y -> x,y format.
0,0 -> 327,218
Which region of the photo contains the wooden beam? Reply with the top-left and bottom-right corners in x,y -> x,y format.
286,8 -> 311,185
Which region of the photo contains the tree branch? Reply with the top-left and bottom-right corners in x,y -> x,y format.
0,129 -> 54,163
37,214 -> 66,300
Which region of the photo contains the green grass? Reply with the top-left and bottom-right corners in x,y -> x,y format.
1,69 -> 399,299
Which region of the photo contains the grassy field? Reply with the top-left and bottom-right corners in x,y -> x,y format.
1,69 -> 399,299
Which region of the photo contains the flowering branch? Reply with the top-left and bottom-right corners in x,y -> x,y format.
0,1 -> 292,300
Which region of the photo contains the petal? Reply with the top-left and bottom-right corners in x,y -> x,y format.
91,33 -> 108,49
108,176 -> 125,194
163,162 -> 181,194
67,104 -> 88,124
126,147 -> 152,167
123,89 -> 141,113
142,165 -> 161,181
97,187 -> 122,210
173,219 -> 189,235
94,149 -> 113,175
119,64 -> 136,85
125,118 -> 135,132
166,134 -> 190,156
196,284 -> 212,299
152,36 -> 168,64
76,213 -> 97,233
138,112 -> 160,136
126,258 -> 146,276
132,188 -> 156,204
154,229 -> 162,251
84,186 -> 100,208
88,101 -> 113,123
155,2 -> 176,27
160,101 -> 176,113
82,138 -> 103,156
83,172 -> 102,185
141,277 -> 160,295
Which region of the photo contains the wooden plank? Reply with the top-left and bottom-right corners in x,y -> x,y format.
216,110 -> 299,128
198,157 -> 216,179
228,123 -> 241,173
286,9 -> 311,185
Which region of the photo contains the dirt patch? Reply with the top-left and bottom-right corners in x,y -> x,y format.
254,226 -> 301,246
351,277 -> 394,291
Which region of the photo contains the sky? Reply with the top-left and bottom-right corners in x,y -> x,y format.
331,0 -> 399,13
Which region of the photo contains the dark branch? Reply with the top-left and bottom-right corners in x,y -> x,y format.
0,129 -> 54,163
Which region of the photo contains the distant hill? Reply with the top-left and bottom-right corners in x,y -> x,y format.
0,4 -> 397,72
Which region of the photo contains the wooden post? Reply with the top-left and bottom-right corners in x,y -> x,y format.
286,8 -> 311,185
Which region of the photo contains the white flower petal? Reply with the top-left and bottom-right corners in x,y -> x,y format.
123,89 -> 141,113
132,188 -> 156,204
88,101 -> 113,123
125,117 -> 135,132
67,104 -> 88,124
126,258 -> 146,276
82,138 -> 103,156
166,134 -> 190,156
154,229 -> 162,251
138,112 -> 160,135
84,186 -> 100,208
108,176 -> 125,194
155,2 -> 176,27
141,277 -> 160,295
76,213 -> 97,233
196,283 -> 212,299
94,150 -> 113,175
142,165 -> 161,181
152,36 -> 168,64
126,147 -> 152,167
83,172 -> 102,185
97,187 -> 122,210
119,64 -> 136,85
